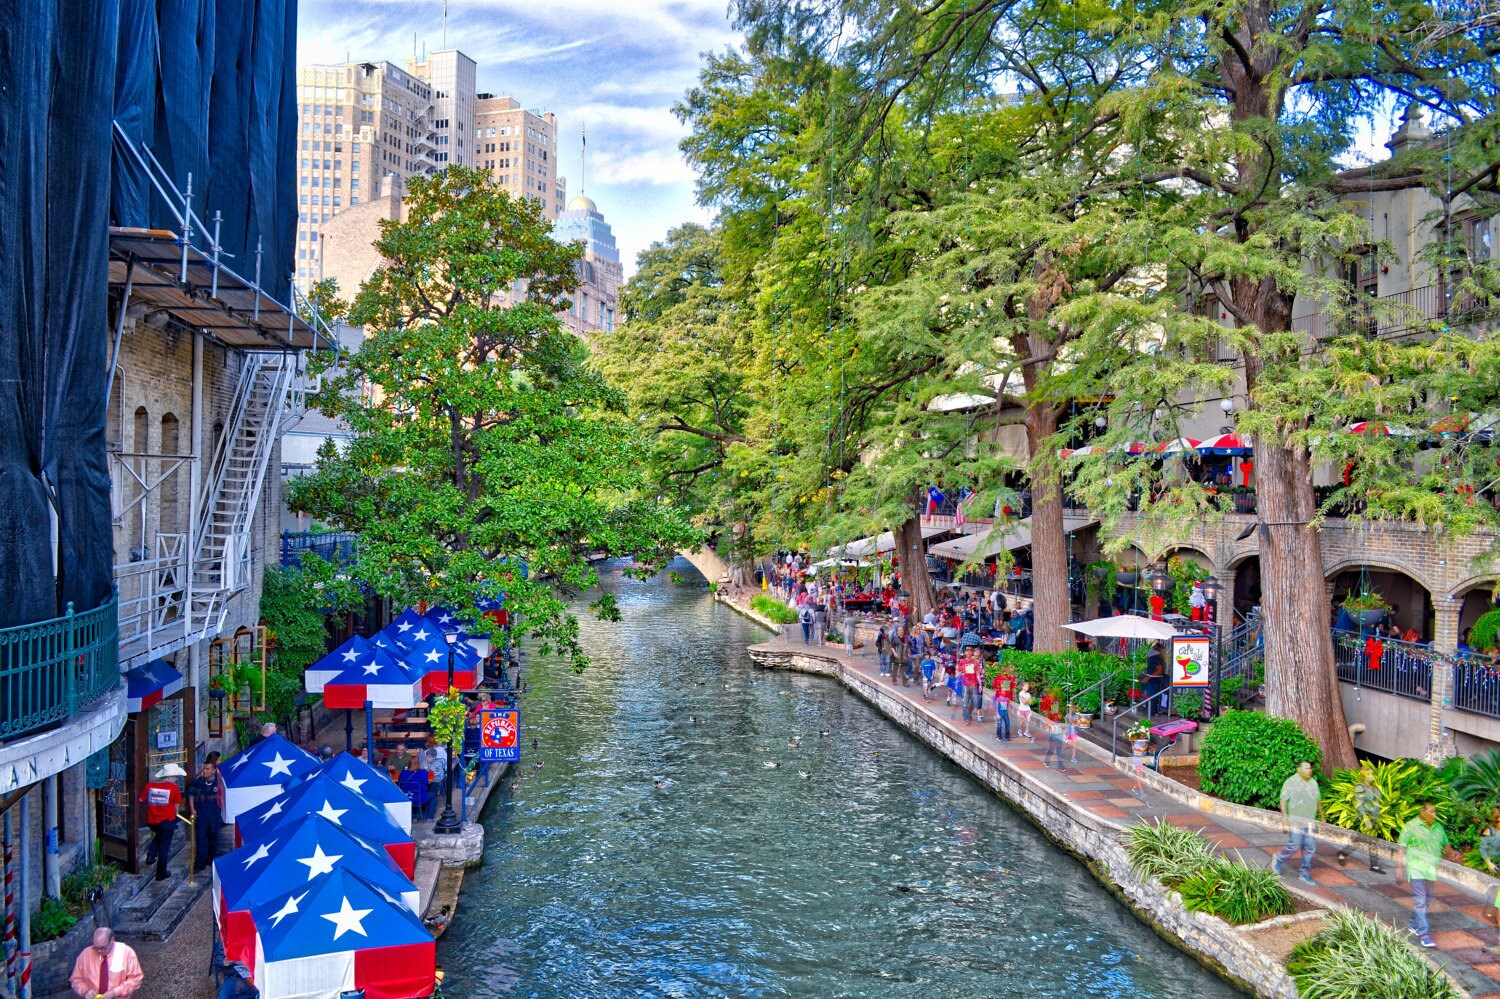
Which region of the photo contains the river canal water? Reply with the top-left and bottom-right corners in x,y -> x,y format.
439,561 -> 1240,998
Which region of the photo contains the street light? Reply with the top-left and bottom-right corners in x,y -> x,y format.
432,629 -> 462,835
1200,574 -> 1222,606
1148,565 -> 1172,595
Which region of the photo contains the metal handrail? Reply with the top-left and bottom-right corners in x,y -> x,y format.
0,597 -> 120,742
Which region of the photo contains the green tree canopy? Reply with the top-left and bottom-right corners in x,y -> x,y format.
288,167 -> 699,668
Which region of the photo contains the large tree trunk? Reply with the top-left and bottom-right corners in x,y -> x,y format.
1024,403 -> 1071,653
1251,438 -> 1356,772
897,504 -> 938,620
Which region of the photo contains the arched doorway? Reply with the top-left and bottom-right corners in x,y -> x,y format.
1231,555 -> 1261,624
1328,566 -> 1434,641
1458,581 -> 1499,653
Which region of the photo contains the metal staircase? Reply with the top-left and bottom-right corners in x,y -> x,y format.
189,353 -> 295,635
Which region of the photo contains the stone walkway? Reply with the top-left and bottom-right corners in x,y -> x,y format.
756,630 -> 1500,999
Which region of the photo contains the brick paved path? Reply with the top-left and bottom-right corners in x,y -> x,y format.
758,630 -> 1500,998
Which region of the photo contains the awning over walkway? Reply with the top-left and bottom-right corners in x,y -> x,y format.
831,525 -> 947,559
125,658 -> 185,713
928,516 -> 1097,560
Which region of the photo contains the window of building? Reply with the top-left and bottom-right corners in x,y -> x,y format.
350,197 -> 359,205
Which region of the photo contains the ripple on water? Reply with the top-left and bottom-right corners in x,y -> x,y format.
440,562 -> 1241,999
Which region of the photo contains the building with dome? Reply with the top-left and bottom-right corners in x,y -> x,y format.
553,193 -> 625,339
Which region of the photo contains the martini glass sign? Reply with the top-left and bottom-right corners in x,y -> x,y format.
1170,635 -> 1211,688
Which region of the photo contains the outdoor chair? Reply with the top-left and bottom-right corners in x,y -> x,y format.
398,769 -> 435,819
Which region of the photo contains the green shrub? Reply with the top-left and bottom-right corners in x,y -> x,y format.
749,594 -> 799,624
1287,909 -> 1460,999
1124,820 -> 1218,886
1197,710 -> 1322,810
31,896 -> 77,943
1470,608 -> 1500,655
1177,860 -> 1293,925
990,649 -> 1141,704
1322,759 -> 1453,841
60,864 -> 119,913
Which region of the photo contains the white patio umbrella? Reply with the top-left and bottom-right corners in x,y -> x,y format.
1062,616 -> 1179,641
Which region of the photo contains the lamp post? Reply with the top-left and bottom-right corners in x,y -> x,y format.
1200,574 -> 1222,625
1147,565 -> 1172,621
433,629 -> 462,835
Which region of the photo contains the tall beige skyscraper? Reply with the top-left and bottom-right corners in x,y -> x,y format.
475,95 -> 566,219
295,59 -> 449,285
407,50 -> 477,169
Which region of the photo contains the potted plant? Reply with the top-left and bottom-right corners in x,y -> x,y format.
1342,588 -> 1391,624
208,673 -> 232,700
1126,719 -> 1153,758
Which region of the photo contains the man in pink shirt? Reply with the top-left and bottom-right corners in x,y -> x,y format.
70,927 -> 143,999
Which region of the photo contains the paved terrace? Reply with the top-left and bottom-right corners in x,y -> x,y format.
749,626 -> 1500,999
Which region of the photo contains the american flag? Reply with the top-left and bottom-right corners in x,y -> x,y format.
955,490 -> 971,527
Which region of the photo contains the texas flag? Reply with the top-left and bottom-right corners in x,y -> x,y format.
248,866 -> 435,999
212,813 -> 419,972
319,648 -> 424,710
314,752 -> 413,833
234,772 -> 416,878
305,635 -> 382,693
401,633 -> 482,695
220,734 -> 321,823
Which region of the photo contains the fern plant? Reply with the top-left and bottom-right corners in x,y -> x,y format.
1124,820 -> 1217,886
1178,860 -> 1293,925
1287,909 -> 1460,999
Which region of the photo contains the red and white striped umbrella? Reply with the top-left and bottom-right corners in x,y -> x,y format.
1197,433 -> 1250,453
1154,437 -> 1201,454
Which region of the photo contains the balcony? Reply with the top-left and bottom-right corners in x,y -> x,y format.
1333,628 -> 1433,702
281,530 -> 359,568
1291,284 -> 1495,341
0,598 -> 125,792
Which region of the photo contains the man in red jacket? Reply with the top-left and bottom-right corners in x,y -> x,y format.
139,763 -> 184,882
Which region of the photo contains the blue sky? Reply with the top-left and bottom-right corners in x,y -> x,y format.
297,0 -> 741,275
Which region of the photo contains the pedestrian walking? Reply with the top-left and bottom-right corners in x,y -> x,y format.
1397,803 -> 1447,949
919,653 -> 937,699
1065,703 -> 1081,765
799,604 -> 814,644
1016,682 -> 1034,740
993,674 -> 1012,742
185,760 -> 224,872
69,927 -> 143,999
1478,807 -> 1500,952
1335,767 -> 1387,872
139,764 -> 184,882
1042,716 -> 1067,770
1272,760 -> 1322,886
876,625 -> 890,675
960,652 -> 982,724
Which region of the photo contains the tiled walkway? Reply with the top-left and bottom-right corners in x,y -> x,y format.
757,631 -> 1500,998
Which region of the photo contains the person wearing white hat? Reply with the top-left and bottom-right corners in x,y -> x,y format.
139,764 -> 185,882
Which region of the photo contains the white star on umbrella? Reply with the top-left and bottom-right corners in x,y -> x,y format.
341,648 -> 360,663
338,773 -> 368,795
321,896 -> 373,940
260,799 -> 285,823
242,839 -> 276,868
360,660 -> 383,676
423,649 -> 441,665
315,799 -> 348,824
296,844 -> 342,879
262,753 -> 295,778
268,890 -> 308,928
396,621 -> 413,633
412,627 -> 430,642
229,752 -> 251,772
436,612 -> 453,625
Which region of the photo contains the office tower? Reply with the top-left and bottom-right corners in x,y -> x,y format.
475,95 -> 565,219
407,49 -> 477,169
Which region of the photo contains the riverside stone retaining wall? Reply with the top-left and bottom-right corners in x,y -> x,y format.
749,645 -> 1299,999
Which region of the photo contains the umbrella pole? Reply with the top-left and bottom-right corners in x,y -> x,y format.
344,709 -> 353,752
365,700 -> 374,759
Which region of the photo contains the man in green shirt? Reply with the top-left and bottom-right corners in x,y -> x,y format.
1397,803 -> 1447,949
1272,760 -> 1322,885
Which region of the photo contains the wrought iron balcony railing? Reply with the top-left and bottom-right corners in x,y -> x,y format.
0,597 -> 120,742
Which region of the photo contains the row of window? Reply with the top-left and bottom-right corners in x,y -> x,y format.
297,194 -> 348,206
301,141 -> 352,153
301,159 -> 360,172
